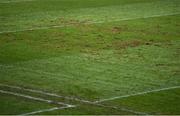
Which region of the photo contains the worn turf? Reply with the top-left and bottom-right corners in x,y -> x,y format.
0,0 -> 180,115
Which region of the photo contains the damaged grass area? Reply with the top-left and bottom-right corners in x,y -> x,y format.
0,14 -> 179,64
0,0 -> 179,114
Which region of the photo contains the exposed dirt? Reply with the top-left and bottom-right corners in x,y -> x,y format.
57,18 -> 91,26
113,40 -> 146,49
111,27 -> 122,34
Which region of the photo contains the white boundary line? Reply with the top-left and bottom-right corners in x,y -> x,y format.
0,83 -> 93,104
94,85 -> 180,103
1,64 -> 180,114
1,63 -> 180,104
0,12 -> 179,34
0,64 -> 95,104
93,103 -> 147,115
21,106 -> 76,115
0,85 -> 77,115
90,13 -> 180,24
0,89 -> 73,107
0,83 -> 146,114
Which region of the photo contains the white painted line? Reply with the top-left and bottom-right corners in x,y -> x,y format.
21,107 -> 59,115
0,87 -> 146,115
21,106 -> 76,115
0,64 -> 94,104
91,13 -> 180,24
0,12 -> 179,34
95,102 -> 147,115
0,83 -> 65,98
0,83 -> 93,104
0,83 -> 149,114
94,85 -> 180,103
0,84 -> 146,114
119,107 -> 147,115
0,89 -> 72,107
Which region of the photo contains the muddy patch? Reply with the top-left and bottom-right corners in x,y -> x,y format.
113,40 -> 151,50
111,27 -> 122,34
55,18 -> 91,26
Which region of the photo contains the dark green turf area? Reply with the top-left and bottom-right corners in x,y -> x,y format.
0,0 -> 180,115
0,93 -> 54,115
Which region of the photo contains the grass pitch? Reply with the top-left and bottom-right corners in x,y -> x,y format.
0,0 -> 180,115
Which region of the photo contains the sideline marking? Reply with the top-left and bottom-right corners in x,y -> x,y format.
21,106 -> 76,115
0,83 -> 147,115
93,102 -> 147,115
0,13 -> 179,34
0,83 -> 93,104
94,85 -> 180,103
0,89 -> 73,107
0,64 -> 94,104
1,64 -> 180,104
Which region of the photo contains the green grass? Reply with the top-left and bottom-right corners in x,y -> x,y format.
0,93 -> 54,115
0,0 -> 180,115
103,88 -> 180,114
0,0 -> 179,32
